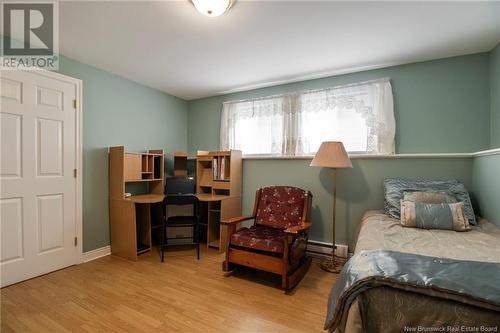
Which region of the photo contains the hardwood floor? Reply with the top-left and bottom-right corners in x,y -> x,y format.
1,247 -> 336,332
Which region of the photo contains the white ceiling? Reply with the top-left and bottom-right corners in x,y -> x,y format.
56,1 -> 500,100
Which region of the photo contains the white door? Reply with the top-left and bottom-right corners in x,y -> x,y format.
1,70 -> 80,287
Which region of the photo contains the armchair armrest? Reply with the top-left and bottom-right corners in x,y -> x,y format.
220,216 -> 254,225
284,222 -> 312,234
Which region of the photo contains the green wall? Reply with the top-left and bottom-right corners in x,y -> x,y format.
57,56 -> 188,252
244,158 -> 472,248
490,44 -> 500,148
472,44 -> 500,227
472,155 -> 500,227
188,53 -> 491,154
188,53 -> 493,249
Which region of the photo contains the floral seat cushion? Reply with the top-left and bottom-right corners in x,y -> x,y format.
230,225 -> 286,254
255,186 -> 306,230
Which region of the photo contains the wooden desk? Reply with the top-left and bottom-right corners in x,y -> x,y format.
196,193 -> 233,202
110,194 -> 164,260
195,194 -> 241,252
125,194 -> 164,204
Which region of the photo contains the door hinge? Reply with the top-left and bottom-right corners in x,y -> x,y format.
73,169 -> 77,178
74,237 -> 78,246
73,99 -> 77,109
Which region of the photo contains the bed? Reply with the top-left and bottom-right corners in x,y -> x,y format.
326,210 -> 500,333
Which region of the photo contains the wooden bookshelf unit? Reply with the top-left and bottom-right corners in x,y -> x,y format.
108,146 -> 164,260
196,150 -> 242,252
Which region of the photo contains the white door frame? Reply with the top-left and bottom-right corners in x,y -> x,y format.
14,69 -> 84,264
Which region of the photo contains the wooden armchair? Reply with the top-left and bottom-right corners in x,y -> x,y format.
221,186 -> 313,289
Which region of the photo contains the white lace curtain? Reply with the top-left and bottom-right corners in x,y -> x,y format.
220,78 -> 395,156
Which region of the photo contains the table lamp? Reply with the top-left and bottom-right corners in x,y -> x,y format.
310,141 -> 352,273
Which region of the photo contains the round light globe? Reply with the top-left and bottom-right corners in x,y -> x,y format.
192,0 -> 233,17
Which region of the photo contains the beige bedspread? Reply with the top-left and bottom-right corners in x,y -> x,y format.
337,210 -> 500,333
354,210 -> 500,262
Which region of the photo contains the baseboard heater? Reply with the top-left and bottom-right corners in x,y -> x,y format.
306,241 -> 351,259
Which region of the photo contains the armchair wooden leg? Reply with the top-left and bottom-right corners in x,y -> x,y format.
281,273 -> 287,289
223,259 -> 230,272
222,224 -> 237,272
282,237 -> 290,289
223,267 -> 237,277
286,256 -> 312,290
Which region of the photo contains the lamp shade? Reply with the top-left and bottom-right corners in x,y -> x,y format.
310,141 -> 352,169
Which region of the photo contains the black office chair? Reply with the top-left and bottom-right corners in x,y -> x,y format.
160,176 -> 200,262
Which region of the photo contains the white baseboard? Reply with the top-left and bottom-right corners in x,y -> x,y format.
82,245 -> 111,263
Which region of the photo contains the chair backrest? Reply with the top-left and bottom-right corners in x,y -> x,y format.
254,186 -> 310,230
164,176 -> 196,205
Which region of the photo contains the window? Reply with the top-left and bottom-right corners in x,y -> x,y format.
299,99 -> 369,154
220,78 -> 395,156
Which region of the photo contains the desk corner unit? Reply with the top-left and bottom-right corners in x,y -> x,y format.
108,146 -> 165,261
196,150 -> 242,252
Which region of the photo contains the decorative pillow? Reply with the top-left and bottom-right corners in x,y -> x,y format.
403,191 -> 457,204
384,178 -> 477,225
400,201 -> 470,231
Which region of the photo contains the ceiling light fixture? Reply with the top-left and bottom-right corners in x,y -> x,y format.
191,0 -> 234,17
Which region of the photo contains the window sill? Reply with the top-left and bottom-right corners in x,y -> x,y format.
242,152 -> 475,160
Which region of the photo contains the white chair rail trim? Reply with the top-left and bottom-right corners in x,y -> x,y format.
242,148 -> 500,160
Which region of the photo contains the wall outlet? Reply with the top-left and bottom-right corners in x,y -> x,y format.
335,244 -> 348,258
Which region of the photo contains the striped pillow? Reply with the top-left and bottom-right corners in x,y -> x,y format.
403,191 -> 457,204
400,200 -> 470,231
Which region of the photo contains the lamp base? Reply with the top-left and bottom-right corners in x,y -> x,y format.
319,255 -> 345,273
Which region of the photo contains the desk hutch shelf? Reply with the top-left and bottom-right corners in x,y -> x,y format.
173,151 -> 189,177
109,146 -> 164,260
196,150 -> 242,252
